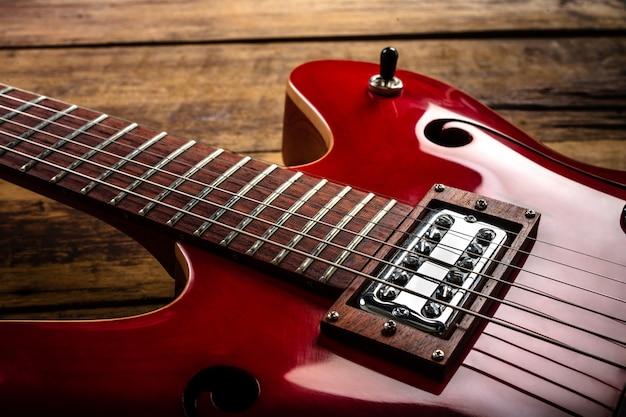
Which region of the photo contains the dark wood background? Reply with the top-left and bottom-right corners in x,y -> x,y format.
0,1 -> 624,319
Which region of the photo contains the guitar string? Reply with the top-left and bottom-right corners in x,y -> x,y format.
0,102 -> 624,295
481,330 -> 622,391
0,88 -> 620,412
470,347 -> 613,411
0,118 -> 625,320
1,93 -> 625,278
3,91 -> 624,270
0,112 -> 621,334
0,141 -> 626,369
0,130 -> 610,417
460,362 -> 585,417
2,123 -> 625,346
0,116 -> 625,320
0,143 -> 616,413
1,90 -> 625,271
0,103 -> 624,300
476,332 -> 621,412
0,140 -> 624,372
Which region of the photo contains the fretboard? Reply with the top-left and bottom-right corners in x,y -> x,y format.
0,84 -> 414,290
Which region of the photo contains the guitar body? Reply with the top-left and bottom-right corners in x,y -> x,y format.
1,60 -> 624,416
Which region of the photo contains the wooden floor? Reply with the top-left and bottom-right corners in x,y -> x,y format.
0,1 -> 624,319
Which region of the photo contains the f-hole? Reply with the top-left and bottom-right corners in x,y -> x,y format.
424,119 -> 473,147
183,366 -> 260,416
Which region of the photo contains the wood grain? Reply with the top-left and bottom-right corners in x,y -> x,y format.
0,1 -> 624,47
0,2 -> 623,320
546,140 -> 626,171
0,184 -> 174,316
0,88 -> 414,293
0,38 -> 623,155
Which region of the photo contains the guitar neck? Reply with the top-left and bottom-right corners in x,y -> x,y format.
0,83 -> 413,290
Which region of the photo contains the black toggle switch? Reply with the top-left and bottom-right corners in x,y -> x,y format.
368,46 -> 404,97
380,47 -> 399,81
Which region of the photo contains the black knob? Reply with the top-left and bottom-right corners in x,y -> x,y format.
368,47 -> 403,96
380,47 -> 399,81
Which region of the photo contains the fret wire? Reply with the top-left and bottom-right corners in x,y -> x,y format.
320,199 -> 397,282
1,96 -> 624,362
0,97 -> 449,266
3,117 -> 626,343
1,111 -> 623,311
220,171 -> 304,247
49,122 -> 138,183
193,163 -> 279,237
1,141 -> 622,370
82,130 -> 165,194
22,111 -> 105,173
296,192 -> 375,274
166,155 -> 251,227
246,178 -> 327,256
272,185 -> 352,265
2,93 -> 626,279
7,127 -> 623,338
0,86 -> 13,95
109,139 -> 195,205
2,96 -> 624,283
1,101 -> 625,317
0,96 -> 63,157
139,148 -> 224,216
0,94 -> 46,132
17,104 -> 77,146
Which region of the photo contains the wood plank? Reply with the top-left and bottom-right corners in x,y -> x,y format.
0,191 -> 174,317
0,1 -> 624,47
0,154 -> 285,320
546,140 -> 626,171
0,38 -> 623,156
0,303 -> 167,320
1,38 -> 624,319
497,110 -> 626,143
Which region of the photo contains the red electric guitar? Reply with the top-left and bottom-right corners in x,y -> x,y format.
0,48 -> 624,416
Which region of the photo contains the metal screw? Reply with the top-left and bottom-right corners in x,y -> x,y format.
525,209 -> 536,219
475,199 -> 488,211
431,349 -> 445,362
422,301 -> 443,318
434,183 -> 445,192
326,310 -> 340,322
382,320 -> 397,336
477,228 -> 496,244
435,214 -> 454,228
392,307 -> 410,319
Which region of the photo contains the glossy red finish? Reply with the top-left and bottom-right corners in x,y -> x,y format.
1,60 -> 625,416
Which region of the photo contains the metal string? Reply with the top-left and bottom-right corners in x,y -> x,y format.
1,143 -> 619,415
0,115 -> 625,323
477,331 -> 621,412
0,117 -> 624,315
0,101 -> 624,295
1,91 -> 625,272
1,91 -> 621,413
0,93 -> 624,282
0,139 -> 624,371
481,330 -> 622,391
460,362 -> 585,416
2,119 -> 624,345
471,347 -> 613,411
